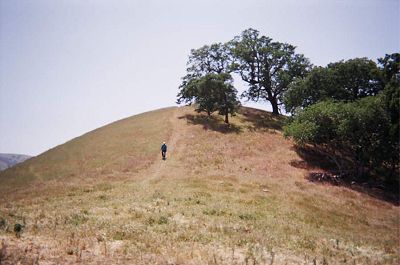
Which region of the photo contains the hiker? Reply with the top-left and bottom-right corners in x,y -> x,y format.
161,142 -> 167,160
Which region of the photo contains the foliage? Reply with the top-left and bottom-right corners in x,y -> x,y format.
284,53 -> 399,184
177,42 -> 240,123
179,42 -> 233,97
284,58 -> 383,113
185,42 -> 233,76
383,81 -> 399,150
284,97 -> 397,179
231,28 -> 311,114
177,73 -> 240,123
379,53 -> 400,168
328,58 -> 382,99
178,29 -> 311,115
378,53 -> 400,84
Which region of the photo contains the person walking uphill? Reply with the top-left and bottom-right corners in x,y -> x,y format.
161,142 -> 167,160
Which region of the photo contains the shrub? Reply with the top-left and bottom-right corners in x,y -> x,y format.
284,96 -> 398,180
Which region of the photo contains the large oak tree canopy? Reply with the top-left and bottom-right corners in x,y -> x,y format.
231,28 -> 312,114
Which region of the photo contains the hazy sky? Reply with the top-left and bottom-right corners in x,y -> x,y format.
1,0 -> 399,156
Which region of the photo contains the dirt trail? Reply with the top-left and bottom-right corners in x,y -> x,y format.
140,107 -> 187,183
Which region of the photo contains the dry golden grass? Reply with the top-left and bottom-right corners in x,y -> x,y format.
0,107 -> 176,195
0,106 -> 398,264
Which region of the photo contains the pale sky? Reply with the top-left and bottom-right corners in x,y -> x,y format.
1,0 -> 399,156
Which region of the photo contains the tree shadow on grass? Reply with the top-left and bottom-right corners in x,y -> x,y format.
179,114 -> 243,134
290,145 -> 400,206
239,107 -> 285,131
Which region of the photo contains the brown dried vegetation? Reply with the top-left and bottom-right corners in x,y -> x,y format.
0,106 -> 398,264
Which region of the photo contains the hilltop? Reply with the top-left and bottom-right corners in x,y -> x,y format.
0,106 -> 398,264
0,154 -> 31,171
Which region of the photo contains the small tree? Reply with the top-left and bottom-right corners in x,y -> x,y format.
177,73 -> 240,124
177,73 -> 217,116
178,42 -> 240,123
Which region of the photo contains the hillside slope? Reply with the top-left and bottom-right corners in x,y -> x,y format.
0,106 -> 398,264
0,154 -> 31,171
0,107 -> 176,191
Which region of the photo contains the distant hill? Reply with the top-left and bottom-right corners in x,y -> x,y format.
0,106 -> 398,264
0,153 -> 31,171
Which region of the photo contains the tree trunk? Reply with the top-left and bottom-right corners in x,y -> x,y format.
270,98 -> 279,115
224,93 -> 229,124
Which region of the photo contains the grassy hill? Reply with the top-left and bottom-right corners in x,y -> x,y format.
0,106 -> 398,264
0,107 -> 176,193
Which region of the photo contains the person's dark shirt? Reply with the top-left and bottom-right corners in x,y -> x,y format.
161,144 -> 167,152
